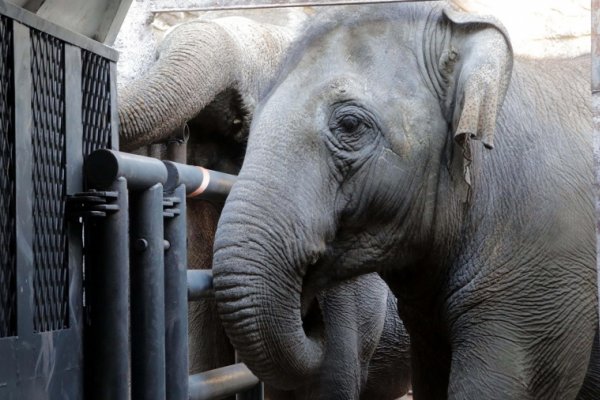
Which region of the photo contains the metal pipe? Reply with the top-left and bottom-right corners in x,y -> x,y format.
166,124 -> 189,164
163,161 -> 237,199
188,270 -> 214,301
152,0 -> 437,13
164,185 -> 189,400
130,184 -> 167,400
189,364 -> 260,400
85,149 -> 168,190
84,178 -> 130,400
166,140 -> 187,164
236,353 -> 264,400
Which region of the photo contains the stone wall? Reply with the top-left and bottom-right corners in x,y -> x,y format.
114,1 -> 591,87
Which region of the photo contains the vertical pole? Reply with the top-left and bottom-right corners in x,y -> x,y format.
13,20 -> 34,341
85,177 -> 130,400
130,183 -> 167,400
109,61 -> 119,151
164,185 -> 189,400
64,42 -> 85,395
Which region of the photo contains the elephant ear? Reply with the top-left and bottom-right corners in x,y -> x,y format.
440,7 -> 513,191
443,7 -> 513,149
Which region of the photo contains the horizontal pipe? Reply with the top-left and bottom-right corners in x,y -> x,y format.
188,270 -> 213,301
189,364 -> 260,400
152,0 -> 437,13
164,161 -> 237,199
85,149 -> 168,190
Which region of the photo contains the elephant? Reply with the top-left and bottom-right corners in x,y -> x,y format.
118,12 -> 413,400
203,3 -> 599,400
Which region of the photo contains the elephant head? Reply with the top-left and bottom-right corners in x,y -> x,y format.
212,3 -> 513,390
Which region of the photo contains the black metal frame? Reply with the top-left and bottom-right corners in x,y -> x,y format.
0,5 -> 263,395
0,4 -> 118,399
82,150 -> 260,400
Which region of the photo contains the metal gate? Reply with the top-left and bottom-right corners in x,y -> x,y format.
0,3 -> 261,399
74,149 -> 261,400
0,2 -> 118,398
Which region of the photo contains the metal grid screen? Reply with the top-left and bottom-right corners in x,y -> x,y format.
0,15 -> 16,339
82,50 -> 112,157
31,29 -> 69,332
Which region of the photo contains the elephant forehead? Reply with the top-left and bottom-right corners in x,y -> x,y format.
286,37 -> 423,104
304,22 -> 417,70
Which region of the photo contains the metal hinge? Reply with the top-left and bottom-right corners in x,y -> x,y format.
163,196 -> 181,219
67,190 -> 120,219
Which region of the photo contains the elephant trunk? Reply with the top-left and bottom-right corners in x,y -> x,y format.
118,22 -> 236,151
212,172 -> 328,389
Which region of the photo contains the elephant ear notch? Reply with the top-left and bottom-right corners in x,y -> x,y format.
443,7 -> 513,151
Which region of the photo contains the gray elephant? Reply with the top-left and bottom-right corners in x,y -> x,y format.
206,3 -> 598,400
118,13 -> 412,400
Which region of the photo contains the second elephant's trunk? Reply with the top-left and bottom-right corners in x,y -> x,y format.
118,21 -> 237,150
118,18 -> 294,151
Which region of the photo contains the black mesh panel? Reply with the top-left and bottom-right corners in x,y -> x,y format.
82,50 -> 112,157
31,30 -> 69,332
0,15 -> 16,338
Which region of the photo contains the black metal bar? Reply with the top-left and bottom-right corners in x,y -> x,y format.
163,160 -> 237,199
189,364 -> 260,400
187,270 -> 214,301
84,178 -> 130,400
13,19 -> 33,340
152,0 -> 438,13
164,185 -> 189,400
109,61 -> 119,151
85,149 -> 168,190
130,183 -> 167,400
11,21 -> 36,392
64,42 -> 85,396
166,140 -> 187,164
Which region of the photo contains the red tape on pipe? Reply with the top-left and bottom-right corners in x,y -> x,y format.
188,167 -> 211,197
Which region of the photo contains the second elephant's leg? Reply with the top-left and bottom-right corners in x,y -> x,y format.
315,292 -> 364,400
314,277 -> 388,400
362,291 -> 411,400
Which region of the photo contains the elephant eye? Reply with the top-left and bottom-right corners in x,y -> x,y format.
339,115 -> 361,133
327,103 -> 378,152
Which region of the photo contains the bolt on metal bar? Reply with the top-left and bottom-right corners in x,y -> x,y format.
130,183 -> 167,400
152,0 -> 438,13
188,270 -> 214,301
164,186 -> 189,400
189,364 -> 260,400
164,160 -> 237,199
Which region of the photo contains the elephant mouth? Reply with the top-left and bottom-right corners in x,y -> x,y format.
301,295 -> 325,342
300,258 -> 330,343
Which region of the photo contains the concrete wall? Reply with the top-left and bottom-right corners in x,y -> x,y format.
114,1 -> 591,87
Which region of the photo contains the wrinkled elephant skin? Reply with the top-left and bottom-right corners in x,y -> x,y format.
212,3 -> 597,400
